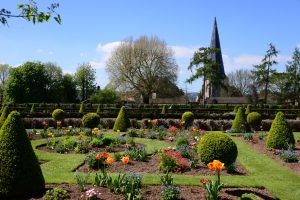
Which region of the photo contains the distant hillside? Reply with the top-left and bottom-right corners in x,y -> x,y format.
186,92 -> 199,102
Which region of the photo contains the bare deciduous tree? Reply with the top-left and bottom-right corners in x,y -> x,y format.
227,69 -> 253,95
106,36 -> 178,104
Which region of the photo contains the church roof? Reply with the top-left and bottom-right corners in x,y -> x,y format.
210,17 -> 226,78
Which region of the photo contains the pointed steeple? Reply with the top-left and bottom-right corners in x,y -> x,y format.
210,17 -> 226,78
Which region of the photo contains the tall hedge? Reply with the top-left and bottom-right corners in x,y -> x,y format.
0,106 -> 9,128
266,112 -> 295,149
231,107 -> 248,132
0,111 -> 45,198
113,106 -> 130,132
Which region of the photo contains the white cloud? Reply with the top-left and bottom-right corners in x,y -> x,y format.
89,60 -> 105,69
170,46 -> 198,59
96,41 -> 122,53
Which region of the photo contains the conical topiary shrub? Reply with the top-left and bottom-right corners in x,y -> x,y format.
0,104 -> 4,113
266,112 -> 295,149
231,107 -> 248,132
0,111 -> 45,198
0,106 -> 9,128
233,105 -> 239,113
30,103 -> 36,115
96,104 -> 101,115
161,105 -> 167,116
79,103 -> 85,114
113,106 -> 130,132
245,105 -> 251,115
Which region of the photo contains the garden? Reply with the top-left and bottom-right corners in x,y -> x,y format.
0,105 -> 299,200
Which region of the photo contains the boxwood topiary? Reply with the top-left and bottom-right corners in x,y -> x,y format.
0,106 -> 9,128
30,103 -> 36,115
113,106 -> 130,132
82,113 -> 100,129
161,105 -> 167,115
197,132 -> 238,167
181,111 -> 194,127
231,107 -> 248,133
245,105 -> 251,115
52,109 -> 65,121
0,111 -> 45,198
266,112 -> 295,149
96,104 -> 101,115
79,103 -> 85,114
247,112 -> 262,130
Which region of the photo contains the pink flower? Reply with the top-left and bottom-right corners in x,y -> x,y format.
200,179 -> 210,184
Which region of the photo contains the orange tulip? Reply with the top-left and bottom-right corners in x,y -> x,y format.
106,156 -> 114,165
207,160 -> 224,172
95,153 -> 102,160
121,156 -> 130,165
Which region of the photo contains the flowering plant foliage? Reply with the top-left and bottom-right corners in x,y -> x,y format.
168,126 -> 177,133
200,160 -> 224,200
86,152 -> 111,169
159,148 -> 190,172
85,188 -> 101,200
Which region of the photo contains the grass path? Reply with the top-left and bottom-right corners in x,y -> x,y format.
32,133 -> 300,200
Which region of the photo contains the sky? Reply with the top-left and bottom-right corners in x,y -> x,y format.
1,0 -> 300,93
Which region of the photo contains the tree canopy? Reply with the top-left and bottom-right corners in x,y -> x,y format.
106,35 -> 178,104
75,63 -> 96,101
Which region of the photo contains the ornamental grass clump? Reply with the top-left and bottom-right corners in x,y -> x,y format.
200,160 -> 224,200
266,112 -> 295,149
113,106 -> 130,132
0,111 -> 45,198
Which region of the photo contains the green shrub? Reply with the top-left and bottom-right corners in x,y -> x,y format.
0,111 -> 45,198
181,111 -> 194,127
245,105 -> 251,115
96,104 -> 101,115
62,137 -> 77,150
233,105 -> 239,113
82,113 -> 100,129
102,137 -> 115,146
125,146 -> 148,161
127,129 -> 138,137
161,105 -> 167,115
113,106 -> 130,132
43,188 -> 69,200
197,132 -> 238,167
266,112 -> 295,149
30,103 -> 36,115
79,103 -> 85,113
0,106 -> 9,128
52,109 -> 65,121
175,136 -> 189,147
247,112 -> 262,129
160,185 -> 180,200
231,107 -> 248,133
90,138 -> 103,148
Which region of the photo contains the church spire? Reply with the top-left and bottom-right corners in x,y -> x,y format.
210,17 -> 226,78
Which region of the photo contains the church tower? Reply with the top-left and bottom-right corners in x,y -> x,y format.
204,17 -> 226,99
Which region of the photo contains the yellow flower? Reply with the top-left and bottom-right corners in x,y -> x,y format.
47,132 -> 53,138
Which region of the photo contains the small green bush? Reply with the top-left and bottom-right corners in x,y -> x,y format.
96,104 -> 101,115
113,106 -> 130,132
82,113 -> 100,129
102,137 -> 115,146
161,105 -> 167,115
247,112 -> 262,129
231,107 -> 248,133
197,132 -> 238,167
233,105 -> 239,113
266,112 -> 295,149
0,111 -> 45,197
245,105 -> 251,115
43,187 -> 69,200
175,136 -> 189,147
30,103 -> 36,114
239,193 -> 262,200
90,138 -> 103,148
52,109 -> 65,121
0,106 -> 9,128
181,111 -> 194,127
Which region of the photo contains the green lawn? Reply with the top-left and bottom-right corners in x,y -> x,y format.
32,132 -> 300,200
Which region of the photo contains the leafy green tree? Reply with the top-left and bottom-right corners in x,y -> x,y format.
284,47 -> 300,105
187,47 -> 226,98
106,36 -> 178,104
0,0 -> 61,26
4,61 -> 48,103
155,77 -> 184,98
62,74 -> 77,102
252,43 -> 278,103
75,63 -> 96,101
44,62 -> 64,102
0,64 -> 10,103
90,88 -> 120,104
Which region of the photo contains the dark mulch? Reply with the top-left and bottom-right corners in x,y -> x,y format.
77,154 -> 247,176
238,136 -> 300,176
28,184 -> 275,200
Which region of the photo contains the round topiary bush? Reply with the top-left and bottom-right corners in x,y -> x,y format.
0,106 -> 9,128
82,113 -> 100,129
52,109 -> 65,121
197,132 -> 238,167
181,111 -> 194,127
266,112 -> 295,149
113,106 -> 130,132
0,111 -> 45,198
247,112 -> 262,130
231,107 -> 248,132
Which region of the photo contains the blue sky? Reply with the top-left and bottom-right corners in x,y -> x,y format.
1,0 -> 300,93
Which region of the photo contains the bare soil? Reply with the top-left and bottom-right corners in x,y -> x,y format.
27,184 -> 275,200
